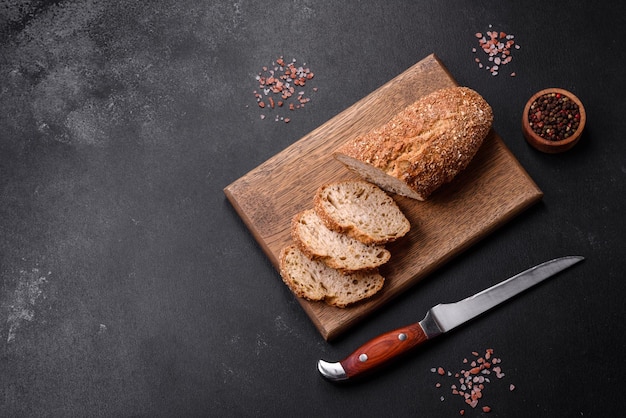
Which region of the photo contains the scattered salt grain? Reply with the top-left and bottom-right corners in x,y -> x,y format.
253,56 -> 317,123
472,26 -> 521,77
430,348 -> 514,414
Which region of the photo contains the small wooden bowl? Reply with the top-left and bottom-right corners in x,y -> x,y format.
522,88 -> 586,153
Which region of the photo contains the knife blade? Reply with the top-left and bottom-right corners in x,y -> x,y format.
318,255 -> 584,381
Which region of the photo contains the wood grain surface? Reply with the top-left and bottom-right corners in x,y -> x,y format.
224,54 -> 543,341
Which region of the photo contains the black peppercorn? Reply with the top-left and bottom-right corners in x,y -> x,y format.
528,92 -> 580,141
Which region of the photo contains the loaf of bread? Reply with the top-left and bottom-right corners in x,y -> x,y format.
279,245 -> 385,308
334,86 -> 493,200
314,180 -> 410,245
291,209 -> 390,272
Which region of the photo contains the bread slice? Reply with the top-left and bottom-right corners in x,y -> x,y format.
291,209 -> 390,272
334,86 -> 493,200
279,245 -> 385,308
314,180 -> 410,245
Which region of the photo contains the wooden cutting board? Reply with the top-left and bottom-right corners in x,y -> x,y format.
224,54 -> 543,341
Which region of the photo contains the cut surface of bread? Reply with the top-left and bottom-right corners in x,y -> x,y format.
291,209 -> 390,272
334,86 -> 493,200
314,180 -> 410,245
279,245 -> 385,308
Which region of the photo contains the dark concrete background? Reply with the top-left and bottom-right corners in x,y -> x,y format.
1,0 -> 625,416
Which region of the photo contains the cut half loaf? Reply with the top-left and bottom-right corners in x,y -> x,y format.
279,245 -> 385,308
334,86 -> 493,200
314,180 -> 410,245
291,209 -> 390,272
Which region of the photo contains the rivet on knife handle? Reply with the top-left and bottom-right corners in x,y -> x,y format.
318,256 -> 584,381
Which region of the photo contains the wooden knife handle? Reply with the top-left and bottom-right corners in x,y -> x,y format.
339,322 -> 428,379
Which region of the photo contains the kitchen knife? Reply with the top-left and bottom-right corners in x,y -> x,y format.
318,256 -> 584,381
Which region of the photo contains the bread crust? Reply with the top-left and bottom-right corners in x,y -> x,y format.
334,86 -> 493,200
